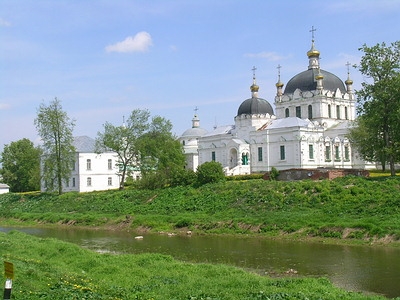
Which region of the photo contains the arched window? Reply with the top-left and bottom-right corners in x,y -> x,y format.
241,153 -> 249,165
336,105 -> 341,119
285,108 -> 289,118
86,159 -> 91,170
328,105 -> 331,118
308,105 -> 313,119
296,106 -> 301,118
345,107 -> 348,120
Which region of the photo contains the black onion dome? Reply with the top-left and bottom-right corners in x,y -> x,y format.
237,97 -> 274,116
284,68 -> 346,94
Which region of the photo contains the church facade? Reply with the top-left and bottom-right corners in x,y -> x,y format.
180,39 -> 369,175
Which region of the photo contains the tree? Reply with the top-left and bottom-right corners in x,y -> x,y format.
96,109 -> 150,190
96,109 -> 186,190
196,161 -> 225,186
349,41 -> 400,175
137,116 -> 186,188
0,138 -> 42,192
34,98 -> 75,194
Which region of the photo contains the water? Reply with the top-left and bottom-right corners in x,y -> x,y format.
1,226 -> 399,298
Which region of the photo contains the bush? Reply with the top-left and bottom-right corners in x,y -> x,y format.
170,168 -> 197,187
196,161 -> 225,186
269,167 -> 279,180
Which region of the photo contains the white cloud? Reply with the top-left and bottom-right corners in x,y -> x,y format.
244,51 -> 289,61
0,17 -> 11,27
105,31 -> 153,53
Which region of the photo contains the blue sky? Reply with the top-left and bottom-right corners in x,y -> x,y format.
1,0 -> 400,151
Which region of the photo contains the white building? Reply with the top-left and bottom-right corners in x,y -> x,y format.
0,183 -> 10,194
41,136 -> 121,193
180,39 -> 369,175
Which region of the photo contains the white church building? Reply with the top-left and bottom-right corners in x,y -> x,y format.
180,39 -> 369,175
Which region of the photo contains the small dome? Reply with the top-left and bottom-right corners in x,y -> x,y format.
307,41 -> 320,57
345,78 -> 353,85
284,68 -> 346,94
181,127 -> 207,138
237,97 -> 274,116
250,83 -> 259,93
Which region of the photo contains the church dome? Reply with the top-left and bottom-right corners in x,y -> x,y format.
181,127 -> 207,138
237,67 -> 274,116
181,112 -> 207,138
284,68 -> 346,94
237,97 -> 274,116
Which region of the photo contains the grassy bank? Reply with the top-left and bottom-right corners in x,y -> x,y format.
1,176 -> 400,243
0,230 -> 389,299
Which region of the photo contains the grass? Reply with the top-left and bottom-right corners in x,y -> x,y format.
2,176 -> 400,243
0,230 -> 389,299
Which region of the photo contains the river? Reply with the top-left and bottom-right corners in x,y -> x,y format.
1,226 -> 399,298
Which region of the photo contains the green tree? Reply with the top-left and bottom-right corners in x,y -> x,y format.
137,116 -> 186,188
0,138 -> 42,192
96,109 -> 150,190
96,110 -> 186,190
34,98 -> 75,194
349,41 -> 400,175
196,161 -> 225,186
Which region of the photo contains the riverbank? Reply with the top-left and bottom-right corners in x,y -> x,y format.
1,176 -> 400,246
0,230 -> 391,299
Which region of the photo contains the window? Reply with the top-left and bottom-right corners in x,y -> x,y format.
211,151 -> 216,161
258,147 -> 263,162
345,107 -> 348,120
309,144 -> 314,160
285,108 -> 289,118
72,178 -> 76,187
336,105 -> 340,119
86,159 -> 91,170
72,160 -> 75,171
296,106 -> 301,118
344,145 -> 350,160
108,177 -> 112,186
328,104 -> 331,118
308,105 -> 313,119
242,153 -> 249,165
87,177 -> 92,186
325,146 -> 331,161
335,145 -> 340,160
280,145 -> 285,160
108,159 -> 112,170
65,178 -> 69,187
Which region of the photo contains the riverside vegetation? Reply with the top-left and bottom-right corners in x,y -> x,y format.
1,175 -> 400,242
1,230 -> 387,300
1,175 -> 400,299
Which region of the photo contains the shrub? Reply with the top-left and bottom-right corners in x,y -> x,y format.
196,161 -> 225,186
269,167 -> 279,181
170,168 -> 197,187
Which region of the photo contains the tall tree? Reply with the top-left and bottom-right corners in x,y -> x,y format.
349,41 -> 400,175
0,138 -> 42,192
34,98 -> 75,194
96,109 -> 185,189
96,109 -> 150,189
137,116 -> 186,188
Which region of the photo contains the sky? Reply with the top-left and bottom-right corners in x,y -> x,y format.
1,0 -> 400,151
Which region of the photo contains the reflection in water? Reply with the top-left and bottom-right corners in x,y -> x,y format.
1,226 -> 399,298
